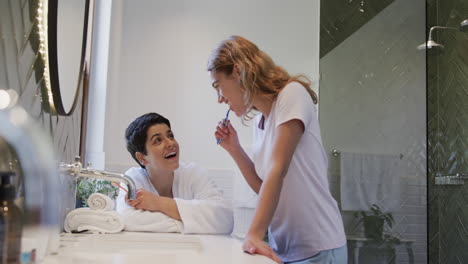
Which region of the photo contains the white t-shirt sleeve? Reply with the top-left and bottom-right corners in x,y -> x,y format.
174,165 -> 234,234
275,82 -> 315,129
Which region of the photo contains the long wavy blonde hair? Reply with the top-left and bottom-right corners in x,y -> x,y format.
207,35 -> 317,121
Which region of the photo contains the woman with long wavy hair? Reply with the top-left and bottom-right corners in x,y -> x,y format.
208,36 -> 347,264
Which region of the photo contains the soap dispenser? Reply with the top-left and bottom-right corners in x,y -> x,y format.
0,171 -> 22,264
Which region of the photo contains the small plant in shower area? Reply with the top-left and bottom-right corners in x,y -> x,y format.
354,204 -> 402,263
354,204 -> 401,244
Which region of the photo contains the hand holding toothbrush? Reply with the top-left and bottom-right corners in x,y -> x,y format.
217,109 -> 231,144
215,109 -> 240,153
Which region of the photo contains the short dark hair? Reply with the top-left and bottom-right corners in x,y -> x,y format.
125,112 -> 171,168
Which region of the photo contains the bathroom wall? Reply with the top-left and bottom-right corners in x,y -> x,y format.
320,0 -> 394,58
0,0 -> 83,163
320,0 -> 426,263
427,0 -> 468,263
102,0 -> 319,191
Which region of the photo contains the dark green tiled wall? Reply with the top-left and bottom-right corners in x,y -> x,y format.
428,0 -> 468,263
320,0 -> 394,58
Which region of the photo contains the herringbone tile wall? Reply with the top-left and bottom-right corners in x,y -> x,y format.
428,0 -> 468,263
0,0 -> 82,163
320,0 -> 394,58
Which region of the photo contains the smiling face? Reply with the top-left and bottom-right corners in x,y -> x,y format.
136,123 -> 180,173
211,69 -> 247,117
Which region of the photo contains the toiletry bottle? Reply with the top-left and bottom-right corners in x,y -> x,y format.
0,171 -> 22,264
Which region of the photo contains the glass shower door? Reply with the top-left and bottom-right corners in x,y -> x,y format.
319,0 -> 427,263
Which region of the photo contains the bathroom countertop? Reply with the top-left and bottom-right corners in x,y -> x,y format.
41,232 -> 276,264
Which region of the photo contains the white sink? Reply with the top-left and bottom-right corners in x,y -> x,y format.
58,232 -> 202,254
42,232 -> 277,264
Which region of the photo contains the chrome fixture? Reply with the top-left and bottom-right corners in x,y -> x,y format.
460,19 -> 468,32
418,19 -> 468,50
332,149 -> 340,157
435,173 -> 468,185
417,26 -> 457,50
331,149 -> 403,159
60,156 -> 136,200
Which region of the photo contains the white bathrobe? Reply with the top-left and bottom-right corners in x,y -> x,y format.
116,162 -> 233,234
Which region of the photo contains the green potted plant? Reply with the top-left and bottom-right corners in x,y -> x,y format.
354,204 -> 394,240
354,204 -> 401,264
76,178 -> 118,207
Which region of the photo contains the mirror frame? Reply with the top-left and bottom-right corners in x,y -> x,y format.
47,0 -> 91,116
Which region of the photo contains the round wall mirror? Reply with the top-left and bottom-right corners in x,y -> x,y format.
47,0 -> 90,115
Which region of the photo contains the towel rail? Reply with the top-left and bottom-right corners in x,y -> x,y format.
331,149 -> 403,159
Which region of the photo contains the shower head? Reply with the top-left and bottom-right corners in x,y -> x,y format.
460,19 -> 468,32
417,40 -> 444,50
417,26 -> 457,51
418,19 -> 468,51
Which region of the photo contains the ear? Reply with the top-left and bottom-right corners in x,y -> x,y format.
135,152 -> 147,166
233,64 -> 241,78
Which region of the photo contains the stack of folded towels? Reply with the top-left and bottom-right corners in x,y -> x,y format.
64,193 -> 125,234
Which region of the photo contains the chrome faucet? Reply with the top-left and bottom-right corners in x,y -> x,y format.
60,156 -> 136,200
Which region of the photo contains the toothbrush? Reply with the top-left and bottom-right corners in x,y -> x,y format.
112,182 -> 128,193
217,109 -> 231,144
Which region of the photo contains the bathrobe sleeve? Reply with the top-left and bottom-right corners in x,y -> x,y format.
173,164 -> 233,234
115,168 -> 183,233
117,207 -> 183,233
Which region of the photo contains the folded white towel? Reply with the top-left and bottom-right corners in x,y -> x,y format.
64,208 -> 125,234
87,193 -> 115,211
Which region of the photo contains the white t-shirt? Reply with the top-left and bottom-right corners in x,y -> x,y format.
116,162 -> 233,234
252,82 -> 346,262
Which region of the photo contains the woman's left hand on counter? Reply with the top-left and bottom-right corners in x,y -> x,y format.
242,235 -> 281,263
